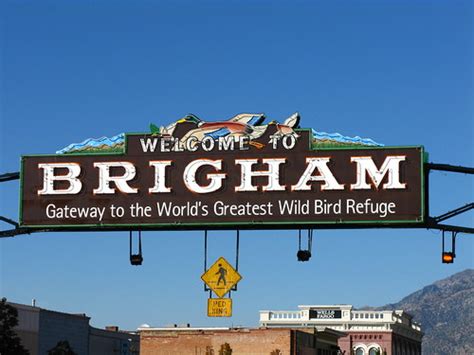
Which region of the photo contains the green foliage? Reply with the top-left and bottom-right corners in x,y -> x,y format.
312,139 -> 367,148
0,297 -> 29,355
150,123 -> 160,135
48,340 -> 77,355
218,342 -> 232,355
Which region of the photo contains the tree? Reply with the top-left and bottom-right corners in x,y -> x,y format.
0,297 -> 29,355
218,342 -> 232,355
48,340 -> 77,355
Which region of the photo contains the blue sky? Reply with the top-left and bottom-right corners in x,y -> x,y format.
1,0 -> 473,330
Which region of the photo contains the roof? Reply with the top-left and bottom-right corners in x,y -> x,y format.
8,301 -> 90,320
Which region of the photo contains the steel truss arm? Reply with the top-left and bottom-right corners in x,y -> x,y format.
424,162 -> 474,235
425,163 -> 474,174
0,172 -> 20,182
432,203 -> 474,223
0,171 -> 21,237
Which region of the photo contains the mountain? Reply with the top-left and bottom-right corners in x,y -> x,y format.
377,269 -> 474,355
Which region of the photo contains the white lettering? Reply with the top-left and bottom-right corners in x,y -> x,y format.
282,135 -> 296,150
93,162 -> 138,194
183,159 -> 226,194
292,157 -> 344,191
38,163 -> 82,195
218,136 -> 235,151
235,158 -> 286,192
140,138 -> 158,153
149,160 -> 172,193
201,136 -> 215,152
351,156 -> 406,190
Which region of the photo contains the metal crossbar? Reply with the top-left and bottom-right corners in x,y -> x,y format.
0,172 -> 20,182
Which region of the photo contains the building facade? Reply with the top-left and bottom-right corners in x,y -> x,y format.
259,305 -> 422,355
10,301 -> 139,355
139,326 -> 345,355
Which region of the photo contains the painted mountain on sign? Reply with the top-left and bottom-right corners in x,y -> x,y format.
56,133 -> 125,154
56,113 -> 383,154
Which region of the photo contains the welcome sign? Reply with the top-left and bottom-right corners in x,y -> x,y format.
20,113 -> 425,230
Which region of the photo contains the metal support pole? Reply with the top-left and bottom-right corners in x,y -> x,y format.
452,232 -> 457,257
426,163 -> 474,174
434,203 -> 474,223
235,230 -> 240,271
231,230 -> 240,292
203,230 -> 209,291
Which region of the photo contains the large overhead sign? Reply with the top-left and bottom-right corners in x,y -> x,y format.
20,113 -> 425,230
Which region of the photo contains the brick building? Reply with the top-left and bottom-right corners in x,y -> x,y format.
139,326 -> 345,355
259,305 -> 422,355
9,301 -> 139,355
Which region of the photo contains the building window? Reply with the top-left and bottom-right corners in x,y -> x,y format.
368,348 -> 379,355
355,348 -> 365,355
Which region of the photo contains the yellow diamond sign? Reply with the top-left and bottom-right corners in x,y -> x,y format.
201,257 -> 242,298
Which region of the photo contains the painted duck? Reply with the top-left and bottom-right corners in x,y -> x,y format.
150,112 -> 300,148
268,112 -> 301,138
180,113 -> 266,143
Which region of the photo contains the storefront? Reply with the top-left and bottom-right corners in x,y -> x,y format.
260,305 -> 422,355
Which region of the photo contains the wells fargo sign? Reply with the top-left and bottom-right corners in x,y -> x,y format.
20,113 -> 425,229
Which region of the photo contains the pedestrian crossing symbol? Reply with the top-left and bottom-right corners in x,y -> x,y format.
201,257 -> 242,298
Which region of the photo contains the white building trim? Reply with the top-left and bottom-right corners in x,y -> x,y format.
259,304 -> 422,342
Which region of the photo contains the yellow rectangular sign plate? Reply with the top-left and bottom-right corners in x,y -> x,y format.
207,298 -> 232,317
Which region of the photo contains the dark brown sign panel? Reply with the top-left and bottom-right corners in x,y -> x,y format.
309,310 -> 342,319
20,128 -> 425,230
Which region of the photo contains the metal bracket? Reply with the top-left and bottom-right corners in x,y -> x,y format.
129,231 -> 143,265
297,229 -> 313,262
203,230 -> 240,294
441,230 -> 457,263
